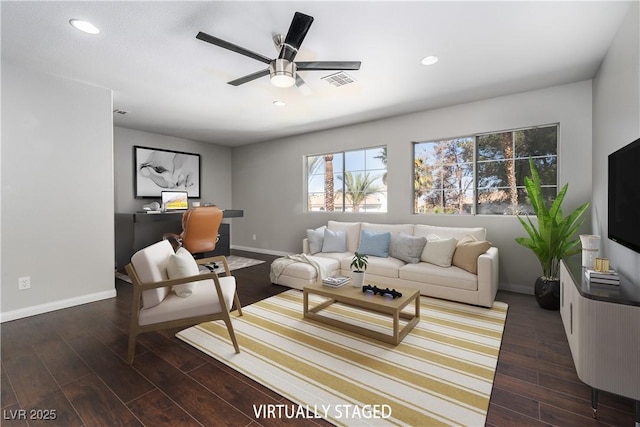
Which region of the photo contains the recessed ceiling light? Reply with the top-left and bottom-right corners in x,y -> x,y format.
421,55 -> 439,66
69,19 -> 100,35
273,100 -> 286,107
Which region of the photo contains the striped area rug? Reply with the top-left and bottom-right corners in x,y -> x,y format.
177,289 -> 508,426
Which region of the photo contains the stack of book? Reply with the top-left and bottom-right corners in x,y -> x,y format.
322,275 -> 350,288
585,269 -> 620,285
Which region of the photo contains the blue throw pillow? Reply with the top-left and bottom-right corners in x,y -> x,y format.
358,230 -> 391,257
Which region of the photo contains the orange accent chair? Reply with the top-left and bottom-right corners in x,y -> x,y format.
163,206 -> 224,256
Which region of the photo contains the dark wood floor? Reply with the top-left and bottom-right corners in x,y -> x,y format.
1,250 -> 635,426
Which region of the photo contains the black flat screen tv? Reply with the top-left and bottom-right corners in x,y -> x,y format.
608,137 -> 640,253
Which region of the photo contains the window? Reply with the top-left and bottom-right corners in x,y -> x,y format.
307,147 -> 387,212
414,125 -> 557,215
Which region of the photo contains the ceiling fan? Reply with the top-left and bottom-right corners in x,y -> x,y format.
196,12 -> 361,89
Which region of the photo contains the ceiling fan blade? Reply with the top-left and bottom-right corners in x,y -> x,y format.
295,74 -> 313,95
296,61 -> 361,71
228,68 -> 270,86
196,32 -> 272,65
281,12 -> 314,62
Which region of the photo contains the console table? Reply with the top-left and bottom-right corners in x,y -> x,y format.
559,256 -> 639,424
115,210 -> 243,269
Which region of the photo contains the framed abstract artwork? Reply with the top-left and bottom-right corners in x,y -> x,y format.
134,146 -> 201,198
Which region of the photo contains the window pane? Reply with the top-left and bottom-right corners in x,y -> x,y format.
478,160 -> 509,188
477,188 -> 512,215
516,187 -> 557,215
345,150 -> 365,172
307,147 -> 386,213
413,138 -> 473,215
332,153 -> 344,173
307,155 -> 321,174
515,157 -> 557,186
515,126 -> 558,158
308,192 -> 325,211
307,173 -> 325,193
441,164 -> 473,190
416,189 -> 444,213
478,131 -> 512,161
362,192 -> 387,212
415,124 -> 557,215
443,189 -> 474,214
366,147 -> 386,170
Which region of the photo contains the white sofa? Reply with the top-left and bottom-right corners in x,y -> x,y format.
271,221 -> 499,308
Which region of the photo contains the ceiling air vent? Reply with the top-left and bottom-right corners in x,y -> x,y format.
113,109 -> 129,115
321,71 -> 356,87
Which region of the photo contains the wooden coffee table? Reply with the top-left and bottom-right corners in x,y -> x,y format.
303,283 -> 420,345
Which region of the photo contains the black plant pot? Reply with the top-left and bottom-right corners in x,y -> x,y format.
534,277 -> 560,310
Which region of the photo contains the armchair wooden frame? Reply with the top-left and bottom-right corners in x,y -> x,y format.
124,255 -> 242,364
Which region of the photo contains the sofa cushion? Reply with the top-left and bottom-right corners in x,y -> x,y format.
166,247 -> 200,297
389,232 -> 427,264
420,235 -> 458,267
139,276 -> 236,326
306,226 -> 326,254
278,256 -> 340,280
327,221 -> 361,253
131,240 -> 173,308
452,236 -> 492,274
342,255 -> 405,279
322,228 -> 347,253
399,262 -> 478,291
315,252 -> 353,264
358,230 -> 391,257
414,225 -> 486,241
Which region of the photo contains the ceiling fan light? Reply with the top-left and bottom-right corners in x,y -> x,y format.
269,59 -> 296,88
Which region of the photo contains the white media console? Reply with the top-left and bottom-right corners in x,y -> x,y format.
560,257 -> 640,425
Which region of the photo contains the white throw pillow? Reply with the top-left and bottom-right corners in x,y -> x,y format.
327,221 -> 361,253
420,235 -> 458,267
166,247 -> 200,297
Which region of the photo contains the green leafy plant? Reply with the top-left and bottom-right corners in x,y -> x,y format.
350,252 -> 369,272
515,158 -> 590,280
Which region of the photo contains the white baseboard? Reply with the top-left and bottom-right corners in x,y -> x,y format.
0,289 -> 117,323
231,245 -> 289,257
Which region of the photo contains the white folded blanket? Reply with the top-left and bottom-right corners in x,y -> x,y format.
270,254 -> 329,283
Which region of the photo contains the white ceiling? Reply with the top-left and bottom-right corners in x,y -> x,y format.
1,1 -> 632,146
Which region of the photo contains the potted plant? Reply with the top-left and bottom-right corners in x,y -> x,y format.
515,158 -> 590,310
350,252 -> 369,288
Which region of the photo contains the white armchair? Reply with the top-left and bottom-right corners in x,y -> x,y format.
124,240 -> 242,364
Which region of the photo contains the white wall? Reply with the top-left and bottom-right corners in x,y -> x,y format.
1,63 -> 115,321
113,127 -> 233,213
592,2 -> 640,286
232,81 -> 593,293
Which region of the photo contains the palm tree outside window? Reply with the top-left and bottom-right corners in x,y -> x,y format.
414,124 -> 558,215
307,146 -> 387,213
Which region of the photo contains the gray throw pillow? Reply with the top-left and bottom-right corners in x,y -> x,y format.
389,232 -> 427,264
321,228 -> 347,253
306,228 -> 325,254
